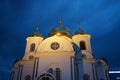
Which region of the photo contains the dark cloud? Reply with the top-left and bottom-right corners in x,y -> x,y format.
92,26 -> 120,69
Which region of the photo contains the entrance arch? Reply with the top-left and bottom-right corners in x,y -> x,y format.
37,73 -> 55,80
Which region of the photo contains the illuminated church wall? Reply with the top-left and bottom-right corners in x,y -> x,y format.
10,19 -> 109,80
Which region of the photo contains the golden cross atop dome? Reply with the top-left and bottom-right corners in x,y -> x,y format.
35,19 -> 40,33
59,12 -> 62,26
78,18 -> 81,30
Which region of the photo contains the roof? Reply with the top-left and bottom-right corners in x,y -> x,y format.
28,26 -> 43,37
29,32 -> 43,37
74,26 -> 86,35
48,20 -> 72,38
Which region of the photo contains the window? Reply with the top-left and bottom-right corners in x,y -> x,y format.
56,68 -> 61,80
30,43 -> 35,52
51,42 -> 60,50
29,55 -> 34,60
25,75 -> 31,80
49,68 -> 53,74
97,61 -> 102,65
80,41 -> 86,50
82,54 -> 86,58
83,74 -> 90,80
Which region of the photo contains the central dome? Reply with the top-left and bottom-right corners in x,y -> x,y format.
48,20 -> 72,38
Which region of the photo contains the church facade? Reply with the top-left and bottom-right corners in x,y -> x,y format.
10,19 -> 109,80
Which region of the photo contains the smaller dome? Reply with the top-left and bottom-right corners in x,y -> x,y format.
74,26 -> 85,35
98,56 -> 109,65
28,26 -> 43,37
48,20 -> 72,38
29,32 -> 43,37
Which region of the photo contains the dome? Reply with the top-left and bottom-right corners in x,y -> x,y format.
29,32 -> 43,37
98,56 -> 109,65
28,27 -> 43,37
48,20 -> 72,38
74,26 -> 85,35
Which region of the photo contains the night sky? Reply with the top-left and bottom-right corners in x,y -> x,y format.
0,0 -> 120,80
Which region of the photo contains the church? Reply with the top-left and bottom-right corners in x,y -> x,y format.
10,19 -> 109,80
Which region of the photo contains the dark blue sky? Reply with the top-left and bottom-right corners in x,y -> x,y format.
0,0 -> 120,80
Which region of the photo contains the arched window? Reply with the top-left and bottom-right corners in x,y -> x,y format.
49,68 -> 53,74
56,68 -> 61,80
83,74 -> 90,80
80,41 -> 86,50
25,74 -> 31,80
30,43 -> 35,52
37,73 -> 55,80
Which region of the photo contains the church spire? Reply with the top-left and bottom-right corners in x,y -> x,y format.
28,20 -> 43,37
35,20 -> 40,33
78,18 -> 81,31
74,19 -> 85,35
59,12 -> 62,26
35,25 -> 39,34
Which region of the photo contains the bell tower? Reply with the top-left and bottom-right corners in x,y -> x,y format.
25,26 -> 44,55
72,21 -> 98,80
72,22 -> 93,58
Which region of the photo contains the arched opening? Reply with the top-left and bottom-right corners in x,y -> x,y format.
30,43 -> 35,52
56,68 -> 61,80
80,41 -> 86,50
37,73 -> 55,80
25,74 -> 31,80
83,74 -> 90,80
49,68 -> 53,74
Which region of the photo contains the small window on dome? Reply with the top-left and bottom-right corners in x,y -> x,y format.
80,41 -> 86,50
30,43 -> 35,52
